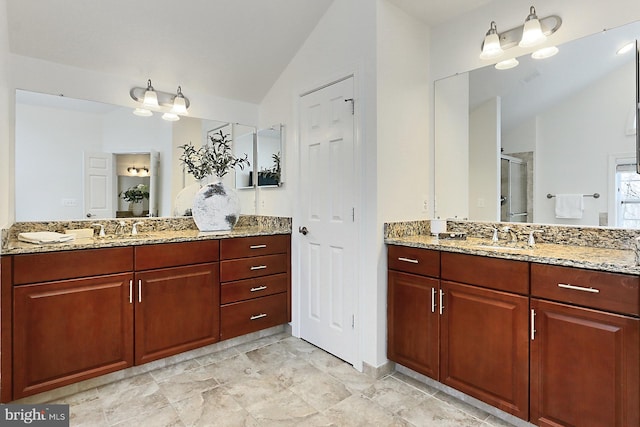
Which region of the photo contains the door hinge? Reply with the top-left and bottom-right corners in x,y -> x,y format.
345,98 -> 354,115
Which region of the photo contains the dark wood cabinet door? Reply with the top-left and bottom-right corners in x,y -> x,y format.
13,273 -> 134,399
440,281 -> 529,420
134,263 -> 219,365
387,271 -> 440,380
530,299 -> 639,427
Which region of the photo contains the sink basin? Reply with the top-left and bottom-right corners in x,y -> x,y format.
469,242 -> 533,252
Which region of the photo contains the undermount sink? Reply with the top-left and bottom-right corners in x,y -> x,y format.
469,242 -> 533,252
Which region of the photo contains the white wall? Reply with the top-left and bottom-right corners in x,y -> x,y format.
434,73 -> 469,219
469,97 -> 500,221
0,0 -> 12,230
535,61 -> 635,225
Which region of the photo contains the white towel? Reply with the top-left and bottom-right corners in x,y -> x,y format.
555,194 -> 584,219
18,231 -> 76,244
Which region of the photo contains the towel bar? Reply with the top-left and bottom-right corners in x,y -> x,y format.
546,193 -> 600,199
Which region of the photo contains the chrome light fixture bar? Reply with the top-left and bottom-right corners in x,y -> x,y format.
130,79 -> 190,120
480,6 -> 562,59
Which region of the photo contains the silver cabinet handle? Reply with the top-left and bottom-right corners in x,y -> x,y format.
138,279 -> 142,303
431,288 -> 437,313
250,244 -> 267,249
250,265 -> 267,271
250,313 -> 267,320
557,283 -> 600,293
439,289 -> 444,315
250,286 -> 268,292
531,309 -> 536,340
129,280 -> 133,304
398,257 -> 419,264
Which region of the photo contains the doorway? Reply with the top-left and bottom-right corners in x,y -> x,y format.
297,76 -> 358,366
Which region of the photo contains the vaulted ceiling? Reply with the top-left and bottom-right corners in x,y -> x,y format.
6,0 -> 490,104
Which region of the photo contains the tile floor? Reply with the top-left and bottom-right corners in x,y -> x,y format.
50,333 -> 517,426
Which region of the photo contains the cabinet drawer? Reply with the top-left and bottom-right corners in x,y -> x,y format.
13,247 -> 133,285
221,273 -> 288,304
221,293 -> 287,340
220,254 -> 287,282
531,263 -> 639,316
135,240 -> 219,270
220,235 -> 289,260
441,252 -> 529,294
387,245 -> 440,277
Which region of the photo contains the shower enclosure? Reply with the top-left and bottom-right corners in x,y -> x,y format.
500,155 -> 529,223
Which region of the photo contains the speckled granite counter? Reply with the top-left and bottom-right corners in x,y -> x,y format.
385,220 -> 640,276
2,215 -> 291,255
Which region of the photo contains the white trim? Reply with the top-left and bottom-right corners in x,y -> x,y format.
294,69 -> 364,371
608,153 -> 635,226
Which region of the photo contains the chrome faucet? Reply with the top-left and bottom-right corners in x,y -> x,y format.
528,230 -> 544,247
132,222 -> 143,235
115,220 -> 126,236
502,226 -> 518,243
91,223 -> 105,237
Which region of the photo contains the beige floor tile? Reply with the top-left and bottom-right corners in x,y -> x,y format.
398,395 -> 485,427
362,375 -> 429,415
101,381 -> 170,425
322,394 -> 407,426
157,366 -> 220,403
172,387 -> 259,427
111,404 -> 184,427
150,359 -> 202,382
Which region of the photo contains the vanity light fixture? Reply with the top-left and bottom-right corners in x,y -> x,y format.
142,80 -> 158,108
479,5 -> 561,61
519,6 -> 546,48
480,21 -> 504,60
127,166 -> 139,175
130,79 -> 190,121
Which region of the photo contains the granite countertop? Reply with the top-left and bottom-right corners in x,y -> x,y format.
385,234 -> 640,276
3,226 -> 290,256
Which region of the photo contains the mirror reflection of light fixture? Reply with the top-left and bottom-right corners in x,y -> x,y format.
127,165 -> 150,175
127,166 -> 138,175
519,6 -> 546,48
617,42 -> 635,55
532,46 -> 559,59
130,79 -> 190,121
495,58 -> 519,70
479,5 -> 561,61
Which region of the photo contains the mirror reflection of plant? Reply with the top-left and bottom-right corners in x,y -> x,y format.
120,183 -> 149,203
260,152 -> 281,183
179,130 -> 250,180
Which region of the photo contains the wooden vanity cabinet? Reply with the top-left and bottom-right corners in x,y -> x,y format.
440,252 -> 530,420
219,235 -> 291,340
134,240 -> 220,365
387,245 -> 440,379
530,264 -> 639,427
11,248 -> 134,399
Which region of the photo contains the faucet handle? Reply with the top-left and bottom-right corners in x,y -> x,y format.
91,223 -> 105,237
132,222 -> 143,235
528,230 -> 544,247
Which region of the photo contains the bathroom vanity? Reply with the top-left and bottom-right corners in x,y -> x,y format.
0,217 -> 291,402
386,221 -> 639,427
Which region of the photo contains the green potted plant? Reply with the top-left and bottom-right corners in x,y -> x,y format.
119,183 -> 149,216
177,130 -> 250,231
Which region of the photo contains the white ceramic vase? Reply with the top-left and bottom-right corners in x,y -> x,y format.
131,201 -> 144,216
191,180 -> 240,231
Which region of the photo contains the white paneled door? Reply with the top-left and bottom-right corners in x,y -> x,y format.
298,77 -> 357,365
83,152 -> 113,219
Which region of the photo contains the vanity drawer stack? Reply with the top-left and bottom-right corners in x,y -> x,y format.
219,235 -> 291,340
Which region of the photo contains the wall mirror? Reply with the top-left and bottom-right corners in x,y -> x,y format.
435,20 -> 640,228
14,90 -> 259,221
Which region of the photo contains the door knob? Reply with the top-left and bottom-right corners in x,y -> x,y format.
298,226 -> 308,235
86,213 -> 94,218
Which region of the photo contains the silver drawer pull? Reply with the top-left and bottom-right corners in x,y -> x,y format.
398,257 -> 419,264
250,265 -> 267,271
558,283 -> 600,293
250,286 -> 268,292
250,313 -> 267,320
250,244 -> 267,249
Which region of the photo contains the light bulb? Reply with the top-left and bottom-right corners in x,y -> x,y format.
519,6 -> 546,48
133,108 -> 152,117
162,112 -> 180,121
171,86 -> 188,114
532,46 -> 558,59
480,21 -> 504,60
142,79 -> 159,108
495,58 -> 519,70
